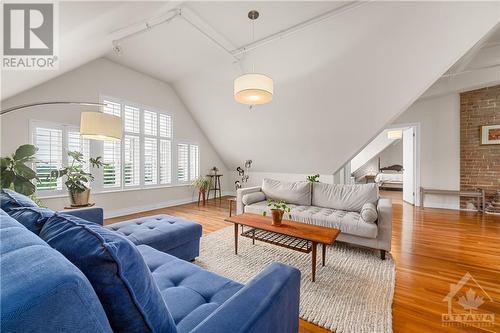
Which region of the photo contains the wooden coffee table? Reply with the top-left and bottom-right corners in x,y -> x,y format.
225,213 -> 340,282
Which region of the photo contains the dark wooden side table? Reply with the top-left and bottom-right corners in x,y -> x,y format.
227,197 -> 237,217
206,174 -> 222,203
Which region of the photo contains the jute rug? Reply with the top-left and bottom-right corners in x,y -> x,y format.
195,226 -> 395,333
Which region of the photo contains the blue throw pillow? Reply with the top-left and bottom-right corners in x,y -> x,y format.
0,189 -> 38,213
9,207 -> 55,235
39,213 -> 176,333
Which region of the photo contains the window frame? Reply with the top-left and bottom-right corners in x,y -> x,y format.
175,141 -> 200,185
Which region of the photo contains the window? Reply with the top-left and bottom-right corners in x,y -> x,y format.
177,143 -> 199,182
102,100 -> 122,188
177,143 -> 189,182
100,97 -> 174,190
32,122 -> 89,194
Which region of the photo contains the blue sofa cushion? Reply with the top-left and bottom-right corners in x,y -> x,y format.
39,213 -> 177,333
137,245 -> 243,333
0,189 -> 38,213
0,209 -> 113,333
106,215 -> 202,260
8,207 -> 55,235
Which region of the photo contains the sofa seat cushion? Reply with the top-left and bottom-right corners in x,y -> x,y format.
138,245 -> 243,333
39,213 -> 177,333
0,189 -> 38,213
244,201 -> 378,239
106,215 -> 202,259
261,178 -> 312,206
8,207 -> 55,235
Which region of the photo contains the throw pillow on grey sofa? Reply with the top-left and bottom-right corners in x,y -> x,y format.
242,192 -> 266,206
312,182 -> 378,212
261,178 -> 312,206
361,203 -> 378,223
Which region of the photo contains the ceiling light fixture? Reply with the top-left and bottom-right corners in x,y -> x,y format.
387,130 -> 403,140
234,10 -> 273,107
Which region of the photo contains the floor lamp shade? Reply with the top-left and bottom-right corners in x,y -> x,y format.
80,112 -> 122,141
234,74 -> 273,105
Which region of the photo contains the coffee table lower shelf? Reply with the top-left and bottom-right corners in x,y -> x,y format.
238,226 -> 326,282
241,228 -> 312,253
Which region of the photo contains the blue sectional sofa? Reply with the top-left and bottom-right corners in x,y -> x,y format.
0,189 -> 301,333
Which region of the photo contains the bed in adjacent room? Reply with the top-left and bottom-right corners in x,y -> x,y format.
375,163 -> 403,190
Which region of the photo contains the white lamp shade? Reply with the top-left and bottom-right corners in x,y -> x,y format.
80,112 -> 122,141
387,130 -> 402,140
234,73 -> 273,105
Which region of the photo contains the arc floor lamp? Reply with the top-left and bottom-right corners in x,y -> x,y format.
0,101 -> 122,141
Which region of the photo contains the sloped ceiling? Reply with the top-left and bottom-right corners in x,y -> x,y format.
2,1 -> 499,174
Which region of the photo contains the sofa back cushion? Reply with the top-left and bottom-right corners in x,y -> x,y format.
39,213 -> 177,333
0,189 -> 38,213
312,183 -> 378,212
8,207 -> 55,235
261,178 -> 312,206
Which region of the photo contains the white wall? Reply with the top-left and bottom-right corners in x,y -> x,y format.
394,94 -> 460,209
1,58 -> 230,217
380,140 -> 403,167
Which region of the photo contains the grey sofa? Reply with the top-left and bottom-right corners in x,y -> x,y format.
236,179 -> 392,259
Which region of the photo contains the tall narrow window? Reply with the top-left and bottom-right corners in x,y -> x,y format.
177,143 -> 189,182
159,140 -> 171,184
159,114 -> 172,138
102,100 -> 122,188
124,135 -> 140,186
33,127 -> 63,191
144,110 -> 157,136
144,138 -> 158,185
68,130 -> 90,170
124,105 -> 140,133
189,144 -> 199,181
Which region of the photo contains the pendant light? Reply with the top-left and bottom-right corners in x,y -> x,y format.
234,10 -> 274,106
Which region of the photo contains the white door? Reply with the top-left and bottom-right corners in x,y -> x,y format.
403,127 -> 415,204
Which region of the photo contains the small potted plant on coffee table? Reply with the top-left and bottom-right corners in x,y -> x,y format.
262,198 -> 292,226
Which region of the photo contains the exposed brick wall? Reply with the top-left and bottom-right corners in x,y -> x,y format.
460,85 -> 500,209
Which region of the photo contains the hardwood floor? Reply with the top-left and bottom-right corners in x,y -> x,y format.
106,195 -> 500,333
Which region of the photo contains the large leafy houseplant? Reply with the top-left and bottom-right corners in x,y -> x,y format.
49,151 -> 104,206
1,144 -> 39,196
192,176 -> 211,206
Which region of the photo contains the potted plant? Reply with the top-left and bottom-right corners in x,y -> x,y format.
49,151 -> 105,207
307,174 -> 320,183
192,176 -> 211,206
1,144 -> 39,196
262,198 -> 292,226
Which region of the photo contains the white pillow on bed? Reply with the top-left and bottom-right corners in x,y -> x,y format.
381,170 -> 400,174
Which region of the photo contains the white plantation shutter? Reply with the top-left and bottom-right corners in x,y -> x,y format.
159,139 -> 171,184
103,100 -> 121,117
34,127 -> 63,191
177,143 -> 189,182
144,138 -> 158,185
124,135 -> 140,186
159,114 -> 172,138
124,105 -> 140,133
102,99 -> 122,188
68,130 -> 90,171
189,145 -> 199,181
103,141 -> 121,187
144,110 -> 157,136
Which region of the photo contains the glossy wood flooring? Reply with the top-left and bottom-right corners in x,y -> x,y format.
106,193 -> 500,333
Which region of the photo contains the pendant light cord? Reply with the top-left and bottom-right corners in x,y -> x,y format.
251,17 -> 255,73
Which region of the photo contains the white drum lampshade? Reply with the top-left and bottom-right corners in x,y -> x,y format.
80,112 -> 122,141
234,73 -> 273,105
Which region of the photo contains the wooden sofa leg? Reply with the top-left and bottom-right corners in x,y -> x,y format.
380,250 -> 386,260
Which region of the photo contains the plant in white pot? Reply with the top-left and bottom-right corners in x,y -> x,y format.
49,151 -> 105,207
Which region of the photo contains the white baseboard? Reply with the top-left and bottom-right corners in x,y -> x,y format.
104,190 -> 236,219
423,202 -> 460,210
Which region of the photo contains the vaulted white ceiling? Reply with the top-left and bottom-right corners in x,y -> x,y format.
2,1 -> 499,174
